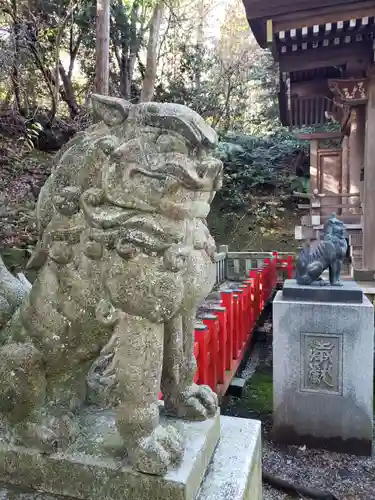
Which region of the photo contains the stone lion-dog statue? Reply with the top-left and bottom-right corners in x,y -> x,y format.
295,213 -> 348,286
0,95 -> 222,475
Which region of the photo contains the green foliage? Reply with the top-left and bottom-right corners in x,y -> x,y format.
216,131 -> 309,210
290,176 -> 309,193
24,121 -> 43,151
154,43 -> 218,115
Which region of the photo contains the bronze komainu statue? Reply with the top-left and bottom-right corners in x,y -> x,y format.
295,214 -> 348,286
0,95 -> 222,475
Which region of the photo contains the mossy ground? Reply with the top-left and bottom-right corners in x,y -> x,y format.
221,335 -> 274,423
223,371 -> 273,419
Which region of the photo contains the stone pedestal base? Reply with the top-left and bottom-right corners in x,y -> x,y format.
273,280 -> 374,456
353,269 -> 375,282
197,417 -> 261,500
0,411 -> 262,500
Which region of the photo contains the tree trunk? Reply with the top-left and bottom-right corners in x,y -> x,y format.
140,1 -> 165,102
54,4 -> 75,113
194,0 -> 205,91
119,56 -> 130,99
10,1 -> 23,114
59,64 -> 80,117
95,0 -> 110,95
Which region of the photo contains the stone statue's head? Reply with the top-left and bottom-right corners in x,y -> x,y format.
90,95 -> 223,220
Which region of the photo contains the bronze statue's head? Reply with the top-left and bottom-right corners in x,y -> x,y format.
323,213 -> 348,241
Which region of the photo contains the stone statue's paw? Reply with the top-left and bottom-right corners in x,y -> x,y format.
14,414 -> 79,453
165,384 -> 218,421
134,425 -> 183,476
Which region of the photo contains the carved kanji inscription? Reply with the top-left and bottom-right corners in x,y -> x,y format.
301,333 -> 342,395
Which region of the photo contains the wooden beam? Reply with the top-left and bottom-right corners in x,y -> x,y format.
243,0 -> 362,22
272,1 -> 375,33
290,79 -> 332,96
294,131 -> 343,140
298,203 -> 362,209
278,24 -> 375,51
293,191 -> 360,198
279,42 -> 371,72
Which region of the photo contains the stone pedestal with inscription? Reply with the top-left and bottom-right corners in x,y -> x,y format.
272,279 -> 374,456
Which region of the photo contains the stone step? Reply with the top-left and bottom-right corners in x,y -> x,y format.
349,233 -> 363,246
0,417 -> 262,500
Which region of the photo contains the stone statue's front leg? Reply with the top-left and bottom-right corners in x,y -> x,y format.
114,314 -> 183,475
162,312 -> 218,421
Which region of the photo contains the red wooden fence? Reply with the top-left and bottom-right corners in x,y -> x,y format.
159,252 -> 294,400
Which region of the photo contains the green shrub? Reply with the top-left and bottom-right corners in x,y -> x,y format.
215,131 -> 309,210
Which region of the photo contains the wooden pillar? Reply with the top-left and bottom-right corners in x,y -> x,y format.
355,106 -> 366,201
341,135 -> 349,214
348,108 -> 365,213
309,140 -> 318,192
362,77 -> 375,271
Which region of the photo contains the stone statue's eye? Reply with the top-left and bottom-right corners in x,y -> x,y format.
156,135 -> 188,154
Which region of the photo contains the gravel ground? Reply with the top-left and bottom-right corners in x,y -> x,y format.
262,422 -> 375,500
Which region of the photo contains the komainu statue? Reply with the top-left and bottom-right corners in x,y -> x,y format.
295,213 -> 348,286
0,95 -> 222,475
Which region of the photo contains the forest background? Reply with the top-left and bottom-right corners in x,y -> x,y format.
0,0 -> 318,271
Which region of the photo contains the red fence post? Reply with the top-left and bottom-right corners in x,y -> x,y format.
193,341 -> 200,384
271,256 -> 277,288
202,314 -> 219,393
244,278 -> 255,332
261,269 -> 266,310
249,270 -> 260,320
213,306 -> 227,385
220,290 -> 234,371
238,283 -> 250,342
232,289 -> 244,357
241,285 -> 248,346
272,251 -> 279,283
194,324 -> 209,387
232,293 -> 240,359
263,260 -> 269,303
287,255 -> 294,279
199,305 -> 227,385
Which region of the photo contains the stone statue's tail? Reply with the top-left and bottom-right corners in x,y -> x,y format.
0,256 -> 31,330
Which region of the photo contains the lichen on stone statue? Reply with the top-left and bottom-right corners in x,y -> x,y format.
0,95 -> 222,476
